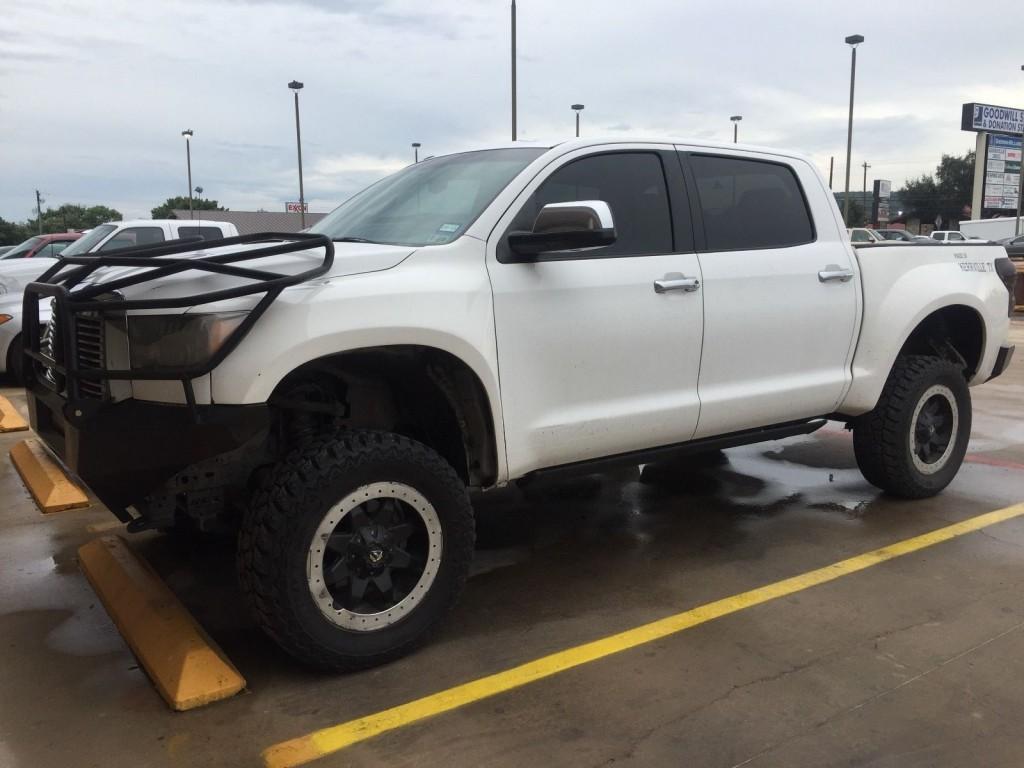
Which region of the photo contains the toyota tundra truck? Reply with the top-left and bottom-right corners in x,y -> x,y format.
19,139 -> 1017,671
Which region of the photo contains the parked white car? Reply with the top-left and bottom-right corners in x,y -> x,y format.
930,230 -> 969,243
847,227 -> 901,245
1,219 -> 237,381
21,139 -> 1017,671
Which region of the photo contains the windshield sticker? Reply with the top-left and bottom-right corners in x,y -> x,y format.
438,223 -> 460,233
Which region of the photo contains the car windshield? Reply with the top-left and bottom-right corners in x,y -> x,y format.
310,148 -> 547,247
60,224 -> 117,256
2,236 -> 42,258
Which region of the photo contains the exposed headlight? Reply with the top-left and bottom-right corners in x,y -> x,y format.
128,311 -> 248,370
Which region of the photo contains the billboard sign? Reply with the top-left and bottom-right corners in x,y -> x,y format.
872,179 -> 892,225
981,134 -> 1022,212
285,201 -> 308,213
961,103 -> 1024,134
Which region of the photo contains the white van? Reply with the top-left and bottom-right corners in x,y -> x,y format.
59,219 -> 238,256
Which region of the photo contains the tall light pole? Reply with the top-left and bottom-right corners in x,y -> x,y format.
843,34 -> 864,226
511,0 -> 517,141
181,129 -> 194,220
288,80 -> 306,228
412,142 -> 421,163
828,156 -> 835,189
730,115 -> 742,143
572,104 -> 584,137
1016,65 -> 1023,236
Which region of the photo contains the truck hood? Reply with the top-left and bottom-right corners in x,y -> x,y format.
56,240 -> 416,305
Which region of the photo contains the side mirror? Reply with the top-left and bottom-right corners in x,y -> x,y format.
507,200 -> 616,259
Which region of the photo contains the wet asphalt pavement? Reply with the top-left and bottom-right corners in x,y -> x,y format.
1,320 -> 1023,768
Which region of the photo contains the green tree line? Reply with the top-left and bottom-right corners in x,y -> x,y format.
1,197 -> 227,245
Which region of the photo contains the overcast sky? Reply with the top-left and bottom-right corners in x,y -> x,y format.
1,0 -> 1022,222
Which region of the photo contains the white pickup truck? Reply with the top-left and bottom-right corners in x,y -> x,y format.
20,139 -> 1016,671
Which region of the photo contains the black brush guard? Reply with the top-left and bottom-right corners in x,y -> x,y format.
21,232 -> 334,520
22,231 -> 334,408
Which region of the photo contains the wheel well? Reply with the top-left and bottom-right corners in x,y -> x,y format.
899,305 -> 984,377
268,346 -> 498,487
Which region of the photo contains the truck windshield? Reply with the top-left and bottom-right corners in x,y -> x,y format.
1,237 -> 42,258
310,148 -> 547,247
60,224 -> 117,256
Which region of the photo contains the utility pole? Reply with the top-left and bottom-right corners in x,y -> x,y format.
843,34 -> 864,226
35,190 -> 43,233
828,156 -> 834,189
511,0 -> 517,141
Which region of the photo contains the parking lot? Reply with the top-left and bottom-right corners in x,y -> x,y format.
0,319 -> 1020,768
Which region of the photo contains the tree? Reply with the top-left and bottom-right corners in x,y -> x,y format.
151,196 -> 227,219
897,150 -> 975,226
0,217 -> 29,246
31,204 -> 122,234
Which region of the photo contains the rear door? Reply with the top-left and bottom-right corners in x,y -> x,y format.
488,146 -> 704,476
679,149 -> 859,438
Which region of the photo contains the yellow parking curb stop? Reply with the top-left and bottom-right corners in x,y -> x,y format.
78,536 -> 247,711
0,395 -> 28,432
9,439 -> 90,513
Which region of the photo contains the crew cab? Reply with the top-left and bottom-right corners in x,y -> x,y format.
19,139 -> 1017,672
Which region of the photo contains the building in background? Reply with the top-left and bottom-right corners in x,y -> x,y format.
171,210 -> 327,235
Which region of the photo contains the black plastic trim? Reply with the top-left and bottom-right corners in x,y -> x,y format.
521,418 -> 827,483
988,345 -> 1015,382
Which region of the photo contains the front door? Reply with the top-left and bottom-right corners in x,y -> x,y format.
681,149 -> 860,439
487,147 -> 704,477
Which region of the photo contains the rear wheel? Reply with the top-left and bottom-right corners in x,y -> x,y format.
237,430 -> 474,671
853,355 -> 971,499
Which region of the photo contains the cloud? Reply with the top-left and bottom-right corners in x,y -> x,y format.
2,0 -> 1022,222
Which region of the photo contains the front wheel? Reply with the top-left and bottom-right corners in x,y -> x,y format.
853,355 -> 971,499
237,430 -> 475,671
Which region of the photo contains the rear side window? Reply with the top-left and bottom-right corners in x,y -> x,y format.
517,152 -> 674,257
176,226 -> 225,241
850,229 -> 871,242
99,227 -> 166,252
689,155 -> 814,251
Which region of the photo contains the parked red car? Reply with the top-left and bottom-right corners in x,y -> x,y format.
1,232 -> 82,259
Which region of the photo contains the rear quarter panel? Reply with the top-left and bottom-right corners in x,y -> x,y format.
838,243 -> 1011,415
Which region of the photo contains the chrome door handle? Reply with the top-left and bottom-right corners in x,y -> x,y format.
818,267 -> 854,283
653,276 -> 700,293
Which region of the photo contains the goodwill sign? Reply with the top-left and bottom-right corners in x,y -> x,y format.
962,103 -> 1024,134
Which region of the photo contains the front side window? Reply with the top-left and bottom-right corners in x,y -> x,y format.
311,148 -> 546,247
690,155 -> 814,251
512,152 -> 673,257
99,227 -> 165,252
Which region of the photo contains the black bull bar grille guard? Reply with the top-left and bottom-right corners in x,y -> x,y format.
22,231 -> 335,410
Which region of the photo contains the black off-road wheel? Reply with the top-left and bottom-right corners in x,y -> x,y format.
237,430 -> 474,671
853,355 -> 971,499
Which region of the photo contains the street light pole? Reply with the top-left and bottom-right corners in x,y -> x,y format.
572,104 -> 584,137
288,81 -> 306,228
829,156 -> 834,189
511,0 -> 517,141
412,142 -> 421,163
181,129 -> 194,220
35,190 -> 43,233
843,34 -> 864,227
730,115 -> 742,143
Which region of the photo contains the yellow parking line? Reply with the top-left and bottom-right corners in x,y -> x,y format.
263,503 -> 1024,768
